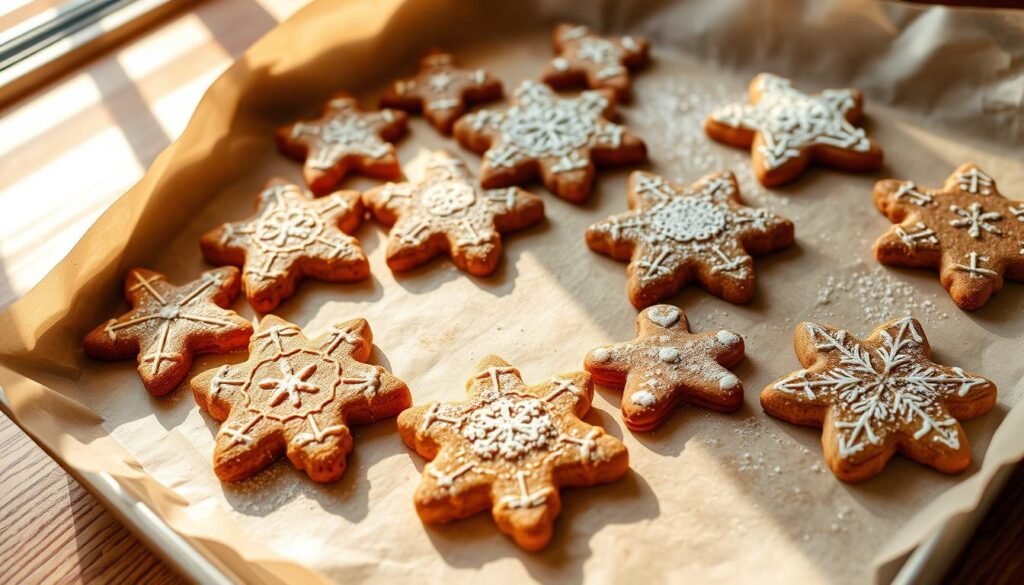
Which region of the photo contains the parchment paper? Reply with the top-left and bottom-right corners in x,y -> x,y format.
2,0 -> 1023,583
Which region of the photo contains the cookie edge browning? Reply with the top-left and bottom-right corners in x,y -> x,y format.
584,306 -> 746,432
275,92 -> 408,195
541,23 -> 651,103
82,267 -> 253,397
761,319 -> 997,483
191,316 -> 412,483
379,50 -> 505,135
703,74 -> 883,188
452,86 -> 647,203
871,170 -> 1012,311
396,355 -> 629,550
585,170 -> 795,308
362,155 -> 546,277
199,179 -> 371,313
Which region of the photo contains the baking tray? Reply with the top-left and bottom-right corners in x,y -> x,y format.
2,0 -> 1023,583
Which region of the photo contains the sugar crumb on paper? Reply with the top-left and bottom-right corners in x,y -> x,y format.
630,77 -> 789,210
815,263 -> 948,323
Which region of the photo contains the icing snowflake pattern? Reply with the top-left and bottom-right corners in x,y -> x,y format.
84,268 -> 253,396
191,315 -> 410,483
362,150 -> 544,276
873,163 -> 1024,310
586,170 -> 794,307
463,397 -> 558,460
380,50 -> 503,134
200,181 -> 369,312
542,24 -> 650,102
277,93 -> 406,195
454,81 -> 646,202
706,73 -> 881,186
397,355 -> 628,550
762,317 -> 995,481
585,305 -> 746,431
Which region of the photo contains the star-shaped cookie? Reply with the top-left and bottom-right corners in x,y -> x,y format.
541,23 -> 650,103
584,305 -> 745,432
704,73 -> 883,187
277,93 -> 407,195
380,50 -> 503,134
873,164 -> 1024,310
84,267 -> 253,396
762,317 -> 996,483
362,150 -> 544,275
586,170 -> 794,307
453,80 -> 647,203
200,180 -> 369,313
397,355 -> 629,551
191,315 -> 411,483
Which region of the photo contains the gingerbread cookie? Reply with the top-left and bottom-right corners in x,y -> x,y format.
362,150 -> 544,275
704,73 -> 883,187
277,93 -> 407,195
397,355 -> 628,551
584,305 -> 745,432
200,180 -> 369,313
762,317 -> 996,483
380,50 -> 503,134
191,315 -> 411,483
453,80 -> 647,203
873,164 -> 1024,310
541,24 -> 650,103
586,170 -> 794,307
84,268 -> 252,396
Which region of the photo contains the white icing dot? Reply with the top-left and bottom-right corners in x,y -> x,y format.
658,347 -> 679,363
719,374 -> 740,390
631,391 -> 657,407
592,348 -> 611,362
716,330 -> 740,346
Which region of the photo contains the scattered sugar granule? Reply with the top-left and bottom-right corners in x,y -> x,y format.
629,77 -> 788,209
815,265 -> 946,323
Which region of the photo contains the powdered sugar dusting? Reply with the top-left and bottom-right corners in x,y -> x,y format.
630,76 -> 788,209
815,264 -> 947,323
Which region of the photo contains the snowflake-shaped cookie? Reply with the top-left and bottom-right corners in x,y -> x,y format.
380,50 -> 503,134
585,305 -> 745,431
191,315 -> 411,483
397,355 -> 628,551
277,93 -> 407,195
200,180 -> 369,313
873,163 -> 1024,310
362,150 -> 544,275
704,73 -> 883,187
84,267 -> 252,396
762,317 -> 996,482
586,170 -> 794,307
541,23 -> 650,102
453,80 -> 647,203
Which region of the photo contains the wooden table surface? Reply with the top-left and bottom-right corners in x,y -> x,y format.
0,1 -> 1021,583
